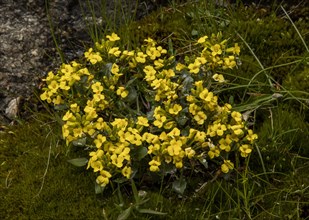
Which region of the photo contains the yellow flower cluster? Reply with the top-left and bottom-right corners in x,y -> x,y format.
191,32 -> 240,82
40,62 -> 92,105
40,33 -> 258,187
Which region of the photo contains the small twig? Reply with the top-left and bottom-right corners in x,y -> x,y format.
5,171 -> 12,188
33,140 -> 56,198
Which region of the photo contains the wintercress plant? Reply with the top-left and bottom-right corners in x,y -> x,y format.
40,32 -> 257,189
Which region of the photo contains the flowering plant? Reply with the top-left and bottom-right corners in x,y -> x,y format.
40,32 -> 257,190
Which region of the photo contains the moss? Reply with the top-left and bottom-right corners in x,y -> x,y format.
0,118 -> 104,219
251,106 -> 309,173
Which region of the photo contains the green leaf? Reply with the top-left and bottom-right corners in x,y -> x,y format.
181,74 -> 194,93
67,158 -> 88,167
176,115 -> 188,126
54,104 -> 68,111
191,29 -> 198,36
72,137 -> 87,147
95,182 -> 104,194
131,179 -> 139,203
117,206 -> 132,220
138,209 -> 167,215
123,86 -> 137,103
172,178 -> 187,195
125,77 -> 138,87
198,157 -> 208,169
162,163 -> 176,175
136,147 -> 148,160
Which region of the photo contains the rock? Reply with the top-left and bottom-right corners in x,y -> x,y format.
5,97 -> 21,119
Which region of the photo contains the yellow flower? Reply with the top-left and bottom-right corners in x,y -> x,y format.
94,134 -> 106,148
162,69 -> 175,78
108,47 -> 121,57
156,46 -> 167,54
137,116 -> 149,127
154,59 -> 164,69
144,37 -> 156,46
239,144 -> 252,157
212,73 -> 225,83
143,133 -> 159,144
116,87 -> 129,98
230,124 -> 244,136
246,130 -> 258,143
62,124 -> 70,138
196,57 -> 206,65
197,35 -> 208,44
175,63 -> 186,71
186,95 -> 195,103
95,117 -> 104,130
194,130 -> 206,142
59,81 -> 70,90
208,145 -> 220,159
84,48 -> 102,64
167,139 -> 183,156
185,147 -> 196,159
188,61 -> 201,74
122,166 -> 132,179
77,67 -> 90,76
199,89 -> 211,101
73,127 -> 83,138
84,106 -> 97,120
111,118 -> 128,129
146,46 -> 160,60
111,154 -> 125,168
221,160 -> 234,173
223,56 -> 236,69
48,80 -> 59,92
143,65 -> 156,81
168,104 -> 182,115
135,52 -> 147,63
219,136 -> 232,152
40,91 -> 53,103
153,115 -> 166,128
231,111 -> 242,123
210,44 -> 222,56
150,79 -> 162,89
96,170 -> 112,187
93,93 -> 105,102
194,111 -> 207,125
168,128 -> 181,137
175,161 -> 183,169
63,111 -> 74,121
91,82 -> 103,93
149,158 -> 161,172
106,32 -> 120,41
111,63 -> 122,76
60,64 -> 74,75
43,71 -> 55,82
226,43 -> 240,55
148,144 -> 160,154
87,150 -> 104,171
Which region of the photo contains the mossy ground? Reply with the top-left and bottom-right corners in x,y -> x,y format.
1,1 -> 309,219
